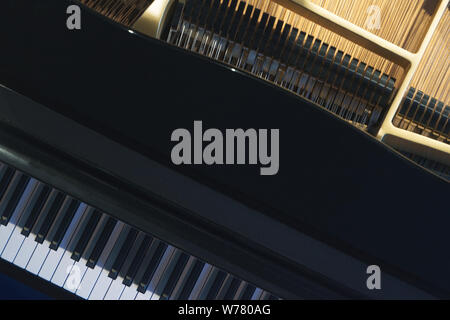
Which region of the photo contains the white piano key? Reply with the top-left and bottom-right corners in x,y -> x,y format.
26,195 -> 69,274
251,288 -> 263,300
39,203 -> 87,280
121,239 -> 158,301
38,247 -> 65,281
135,245 -> 176,300
1,225 -> 27,262
188,263 -> 214,300
0,179 -> 37,253
77,222 -> 125,299
88,225 -> 131,300
150,250 -> 182,300
215,274 -> 232,299
1,182 -> 46,262
25,195 -> 70,275
50,206 -> 92,286
233,281 -> 248,300
80,214 -> 109,261
143,246 -> 177,300
89,269 -> 113,300
104,232 -> 145,300
26,239 -> 51,274
51,248 -> 76,287
197,267 -> 219,300
18,194 -> 65,271
64,214 -> 109,293
64,259 -> 88,293
170,256 -> 196,300
259,291 -> 271,300
119,282 -> 138,300
103,276 -> 126,300
12,235 -> 37,268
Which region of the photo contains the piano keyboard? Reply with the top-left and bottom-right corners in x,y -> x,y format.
0,162 -> 277,300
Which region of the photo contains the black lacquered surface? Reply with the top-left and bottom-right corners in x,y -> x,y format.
0,0 -> 448,298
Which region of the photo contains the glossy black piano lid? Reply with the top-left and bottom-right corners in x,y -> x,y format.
0,0 -> 449,297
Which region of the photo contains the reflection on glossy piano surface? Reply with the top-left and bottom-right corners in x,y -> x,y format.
0,0 -> 448,299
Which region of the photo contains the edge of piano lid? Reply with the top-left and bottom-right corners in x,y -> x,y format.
129,0 -> 450,169
0,0 -> 449,299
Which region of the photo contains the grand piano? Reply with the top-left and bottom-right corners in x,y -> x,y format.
0,0 -> 448,299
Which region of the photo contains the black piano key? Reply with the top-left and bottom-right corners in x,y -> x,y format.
49,198 -> 80,250
108,228 -> 138,279
35,192 -> 65,243
86,216 -> 117,268
206,270 -> 227,300
122,234 -> 153,286
21,185 -> 51,236
137,241 -> 168,293
0,174 -> 30,225
177,260 -> 205,299
240,284 -> 256,300
0,167 -> 15,202
160,252 -> 190,300
71,209 -> 102,262
223,277 -> 241,299
215,274 -> 233,299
